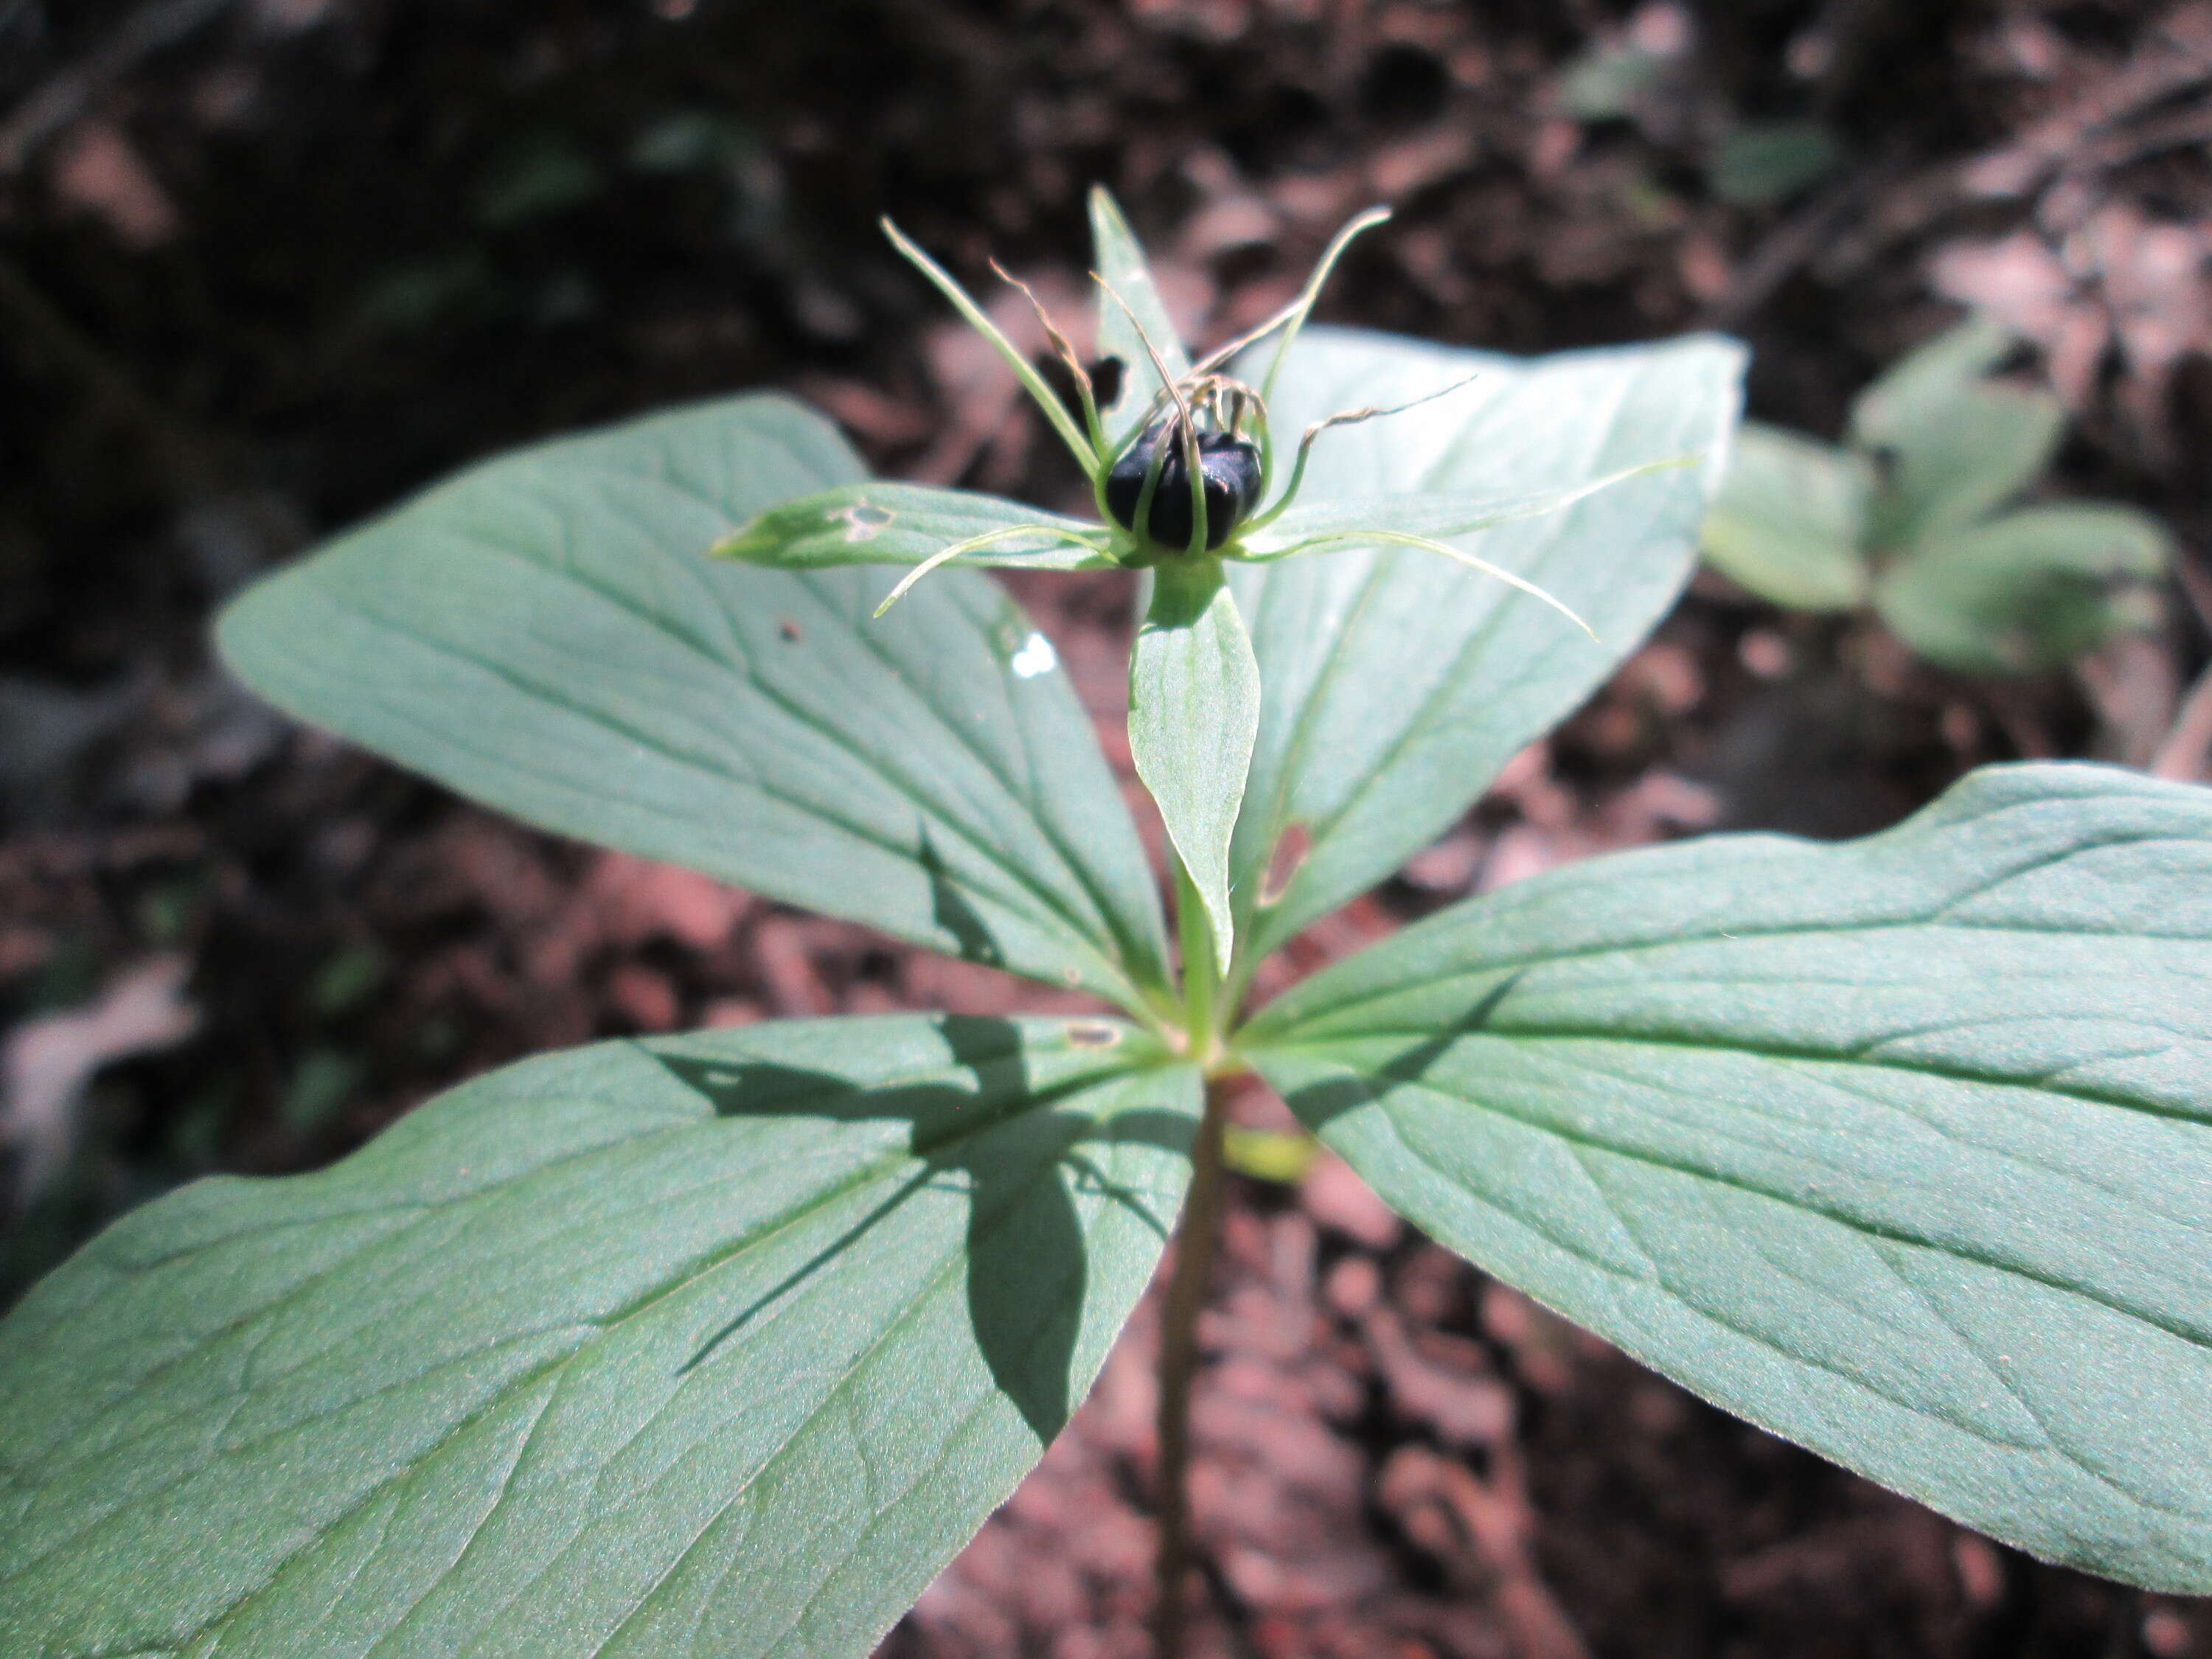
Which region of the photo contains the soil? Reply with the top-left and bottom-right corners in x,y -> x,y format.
4,3 -> 2212,1657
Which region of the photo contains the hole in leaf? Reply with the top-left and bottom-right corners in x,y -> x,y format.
1088,355 -> 1125,408
837,502 -> 895,542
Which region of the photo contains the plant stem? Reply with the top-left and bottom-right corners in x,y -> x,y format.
1152,1072 -> 1229,1659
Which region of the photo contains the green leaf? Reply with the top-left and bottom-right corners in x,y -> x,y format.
1223,327 -> 1745,980
1556,40 -> 1669,122
1707,121 -> 1845,207
711,482 -> 1110,572
0,1013 -> 1202,1659
1089,187 -> 1192,451
1876,503 -> 2172,675
1698,421 -> 1871,611
1129,559 -> 1260,968
217,394 -> 1171,1014
476,133 -> 605,228
1242,763 -> 2212,1590
1850,316 -> 2065,548
1220,1124 -> 1321,1184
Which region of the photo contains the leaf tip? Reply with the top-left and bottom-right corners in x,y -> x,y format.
706,520 -> 765,563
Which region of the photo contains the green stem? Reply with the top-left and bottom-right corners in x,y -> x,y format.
1215,942 -> 1260,1036
1152,1072 -> 1229,1658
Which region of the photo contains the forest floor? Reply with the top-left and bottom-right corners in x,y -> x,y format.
4,2 -> 2212,1656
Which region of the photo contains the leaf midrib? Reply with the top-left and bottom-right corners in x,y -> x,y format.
1275,1043 -> 2212,1354
444,525 -> 1148,1006
839,579 -> 1167,998
1241,354 -> 1669,952
311,577 -> 1134,1009
10,1034 -> 1146,1499
1293,1054 -> 2212,1528
14,1057 -> 1178,1658
1246,870 -> 2211,1042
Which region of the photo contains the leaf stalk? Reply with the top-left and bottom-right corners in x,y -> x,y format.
1152,1071 -> 1231,1659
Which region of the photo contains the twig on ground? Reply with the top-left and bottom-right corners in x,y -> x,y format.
1379,1443 -> 1593,1659
1700,172 -> 1872,330
0,0 -> 238,172
2152,658 -> 2212,780
2174,548 -> 2212,641
0,248 -> 226,493
1804,4 -> 2212,296
1961,3 -> 2212,204
2150,552 -> 2212,780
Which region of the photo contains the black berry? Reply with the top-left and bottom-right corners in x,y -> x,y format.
1105,423 -> 1263,552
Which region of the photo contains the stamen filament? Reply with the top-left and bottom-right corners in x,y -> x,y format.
1096,278 -> 1212,555
1186,206 -> 1392,387
883,218 -> 1099,476
1245,371 -> 1484,530
1253,529 -> 1599,639
872,524 -> 1110,618
1256,206 -> 1391,407
990,260 -> 1108,459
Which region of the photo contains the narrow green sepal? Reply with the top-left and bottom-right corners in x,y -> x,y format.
710,482 -> 1112,572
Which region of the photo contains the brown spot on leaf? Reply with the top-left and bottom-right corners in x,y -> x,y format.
1065,1021 -> 1121,1049
1259,822 -> 1311,907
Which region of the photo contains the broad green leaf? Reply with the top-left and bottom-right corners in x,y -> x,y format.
1707,120 -> 1845,207
217,394 -> 1171,1013
1875,503 -> 2171,675
1222,327 -> 1745,981
1090,187 -> 1192,451
1244,762 -> 2212,1590
1850,316 -> 2064,549
0,1014 -> 1202,1659
1698,421 -> 1871,611
1129,559 -> 1260,967
711,482 -> 1110,572
1557,39 -> 1669,122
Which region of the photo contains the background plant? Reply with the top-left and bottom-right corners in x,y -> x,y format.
1700,315 -> 2174,675
4,192 -> 2211,1659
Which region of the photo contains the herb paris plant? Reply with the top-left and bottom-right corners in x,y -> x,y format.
715,195 -> 1661,981
1699,316 -> 2173,674
3,191 -> 2211,1659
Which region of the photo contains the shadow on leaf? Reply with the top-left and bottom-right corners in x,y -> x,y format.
919,830 -> 1004,968
1278,974 -> 1523,1133
652,1013 -> 1190,1442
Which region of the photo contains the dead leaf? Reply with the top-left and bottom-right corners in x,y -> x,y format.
51,120 -> 178,248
